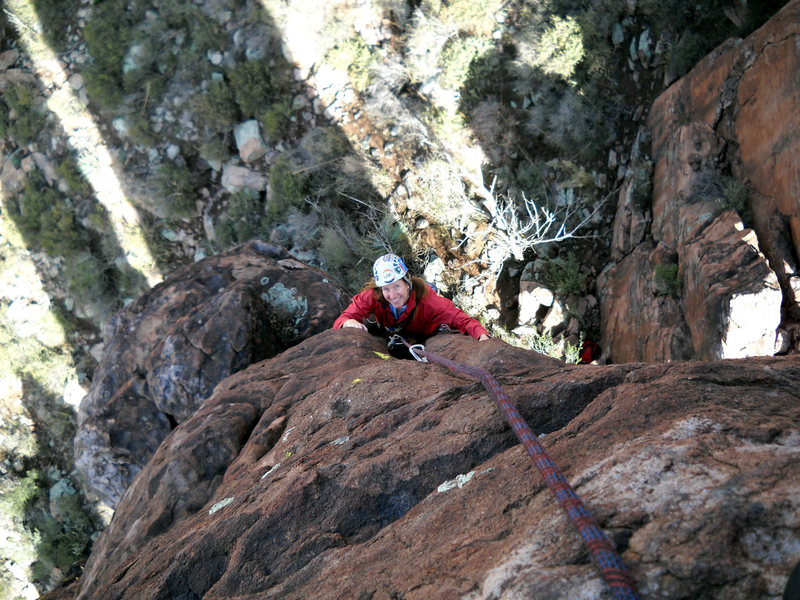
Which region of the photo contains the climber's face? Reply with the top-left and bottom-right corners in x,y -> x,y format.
382,279 -> 410,309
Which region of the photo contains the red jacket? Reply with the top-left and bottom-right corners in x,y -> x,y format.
334,287 -> 489,340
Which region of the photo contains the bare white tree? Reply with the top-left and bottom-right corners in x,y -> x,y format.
466,177 -> 613,268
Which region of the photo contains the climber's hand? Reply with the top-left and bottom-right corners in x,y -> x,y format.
341,319 -> 367,331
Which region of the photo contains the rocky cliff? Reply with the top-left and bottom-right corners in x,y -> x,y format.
61,243 -> 800,600
4,0 -> 799,598
600,0 -> 800,363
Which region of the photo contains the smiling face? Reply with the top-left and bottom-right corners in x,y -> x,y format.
381,279 -> 410,309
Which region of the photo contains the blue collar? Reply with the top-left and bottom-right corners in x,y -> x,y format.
389,303 -> 407,319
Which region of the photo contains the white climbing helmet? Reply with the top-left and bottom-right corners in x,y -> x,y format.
373,254 -> 409,287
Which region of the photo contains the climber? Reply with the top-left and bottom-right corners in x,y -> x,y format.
333,254 -> 490,353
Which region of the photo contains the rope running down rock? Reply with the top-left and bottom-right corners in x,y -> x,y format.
398,336 -> 641,600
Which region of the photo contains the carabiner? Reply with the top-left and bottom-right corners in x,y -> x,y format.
408,344 -> 428,362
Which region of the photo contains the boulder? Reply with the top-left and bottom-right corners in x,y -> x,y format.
220,163 -> 267,193
682,211 -> 782,359
74,331 -> 800,600
233,120 -> 269,163
74,241 -> 349,507
517,281 -> 554,326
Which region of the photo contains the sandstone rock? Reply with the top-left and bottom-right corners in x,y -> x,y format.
611,126 -> 652,261
220,163 -> 267,193
541,296 -> 567,335
0,49 -> 19,71
517,281 -> 554,326
682,211 -> 782,359
599,242 -> 694,363
602,2 -> 799,361
75,331 -> 800,600
74,241 -> 349,507
233,120 -> 268,163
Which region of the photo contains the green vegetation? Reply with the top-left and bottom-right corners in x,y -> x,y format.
533,16 -> 585,81
0,472 -> 39,516
0,236 -> 103,595
7,169 -> 119,324
665,30 -> 707,78
654,263 -> 680,297
719,177 -> 749,216
491,325 -> 582,363
543,252 -> 586,296
56,156 -> 93,197
631,160 -> 654,210
259,99 -> 293,143
153,162 -> 200,217
200,133 -> 234,164
229,59 -> 291,119
32,0 -> 83,51
82,0 -> 130,110
267,158 -> 305,223
326,36 -> 377,92
29,482 -> 95,580
16,170 -> 82,256
217,190 -> 271,247
197,79 -> 240,133
439,35 -> 494,91
0,82 -> 45,144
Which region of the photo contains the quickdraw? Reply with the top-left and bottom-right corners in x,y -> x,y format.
397,336 -> 642,600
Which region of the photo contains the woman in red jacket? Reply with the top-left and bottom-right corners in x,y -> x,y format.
334,254 -> 490,341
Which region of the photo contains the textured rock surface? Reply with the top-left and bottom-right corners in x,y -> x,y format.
74,330 -> 800,600
601,2 -> 800,362
74,241 -> 348,507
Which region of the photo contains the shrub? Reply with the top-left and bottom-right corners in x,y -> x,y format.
653,263 -> 680,296
439,34 -> 494,91
534,16 -> 585,81
0,96 -> 9,137
0,472 -> 38,515
153,162 -> 199,217
38,201 -> 82,257
217,190 -> 270,248
199,133 -> 234,164
543,252 -> 585,296
64,253 -> 110,301
442,0 -> 504,36
34,0 -> 82,51
524,80 -> 612,158
56,156 -> 92,197
267,159 -> 305,223
319,227 -> 353,272
326,36 -> 377,93
515,160 -> 547,197
229,59 -> 290,118
27,483 -> 94,579
631,160 -> 654,209
82,0 -> 130,110
404,9 -> 454,85
14,170 -> 82,255
665,30 -> 707,78
196,79 -> 240,133
719,178 -> 749,215
3,82 -> 44,144
259,99 -> 293,142
490,325 -> 582,363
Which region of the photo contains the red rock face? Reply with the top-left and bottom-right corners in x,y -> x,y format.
74,241 -> 349,507
72,331 -> 800,600
602,0 -> 800,362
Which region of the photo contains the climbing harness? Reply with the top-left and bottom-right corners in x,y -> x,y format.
397,336 -> 642,600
